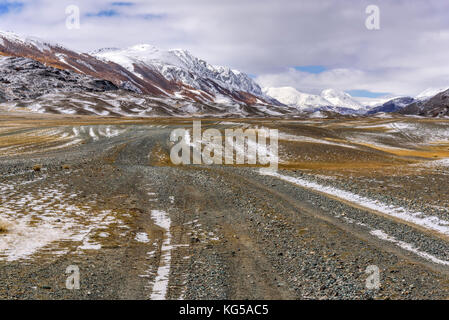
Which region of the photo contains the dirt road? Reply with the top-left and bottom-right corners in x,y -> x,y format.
0,115 -> 448,299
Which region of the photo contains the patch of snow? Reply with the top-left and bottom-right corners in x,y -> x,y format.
135,232 -> 150,243
89,127 -> 99,141
279,132 -> 359,149
260,170 -> 449,237
341,211 -> 449,266
0,183 -> 123,261
370,229 -> 449,266
149,209 -> 172,300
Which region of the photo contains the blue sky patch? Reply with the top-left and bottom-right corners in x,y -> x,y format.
87,9 -> 120,17
86,4 -> 164,20
346,90 -> 388,98
111,2 -> 134,6
0,1 -> 23,15
140,13 -> 165,20
294,65 -> 326,74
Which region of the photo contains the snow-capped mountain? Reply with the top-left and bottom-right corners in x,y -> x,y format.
320,89 -> 363,111
0,30 -> 55,53
366,97 -> 415,115
92,44 -> 277,105
365,88 -> 449,116
400,89 -> 449,117
263,86 -> 364,113
416,87 -> 449,101
262,87 -> 331,110
93,45 -> 262,96
1,29 -> 448,118
0,30 -> 171,96
0,30 -> 278,107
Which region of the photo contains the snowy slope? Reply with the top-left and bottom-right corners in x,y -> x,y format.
366,87 -> 449,116
0,30 -> 173,96
416,87 -> 449,101
0,30 -> 55,53
92,45 -> 271,103
401,89 -> 449,117
0,30 -> 278,106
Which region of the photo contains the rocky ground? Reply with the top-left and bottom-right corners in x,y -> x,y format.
0,114 -> 448,299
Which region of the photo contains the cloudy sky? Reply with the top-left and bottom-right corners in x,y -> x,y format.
1,0 -> 449,100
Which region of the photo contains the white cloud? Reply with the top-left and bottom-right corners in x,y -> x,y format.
1,0 -> 449,96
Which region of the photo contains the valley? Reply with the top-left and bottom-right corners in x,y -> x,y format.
0,113 -> 448,299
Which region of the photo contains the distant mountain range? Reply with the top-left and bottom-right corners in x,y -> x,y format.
262,87 -> 365,114
264,85 -> 449,117
364,87 -> 449,117
365,97 -> 416,115
0,30 -> 448,118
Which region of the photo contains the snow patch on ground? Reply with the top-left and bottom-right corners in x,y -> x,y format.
135,232 -> 150,243
370,230 -> 449,266
149,209 -> 171,300
259,169 -> 449,266
0,182 -> 124,261
259,170 -> 449,236
279,132 -> 358,149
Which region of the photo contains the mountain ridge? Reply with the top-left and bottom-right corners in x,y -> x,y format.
92,44 -> 278,105
0,30 -> 448,118
400,89 -> 449,117
0,30 -> 278,107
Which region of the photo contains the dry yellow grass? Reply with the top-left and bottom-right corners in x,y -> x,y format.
353,142 -> 449,159
149,143 -> 172,166
0,219 -> 11,233
279,161 -> 406,170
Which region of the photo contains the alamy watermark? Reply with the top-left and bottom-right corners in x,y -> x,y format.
169,121 -> 279,170
365,5 -> 380,30
65,5 -> 80,30
65,265 -> 80,290
365,265 -> 380,290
